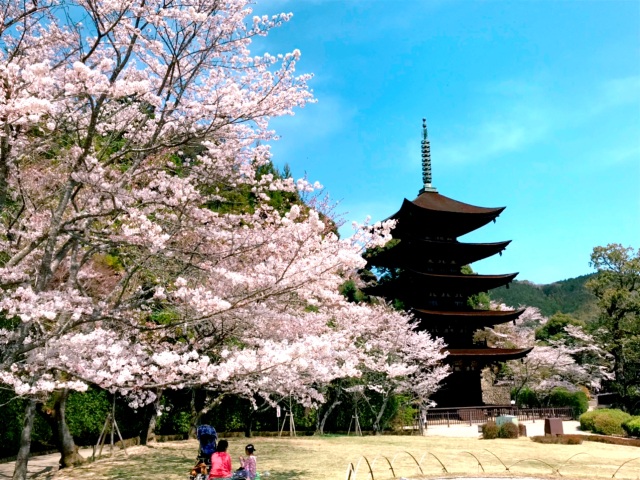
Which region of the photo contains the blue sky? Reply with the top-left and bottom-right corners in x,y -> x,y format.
254,0 -> 640,285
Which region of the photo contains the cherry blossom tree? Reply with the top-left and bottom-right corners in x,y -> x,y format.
478,303 -> 611,403
329,306 -> 449,434
0,0 -> 449,475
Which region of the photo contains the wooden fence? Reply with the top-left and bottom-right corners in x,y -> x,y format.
424,406 -> 574,427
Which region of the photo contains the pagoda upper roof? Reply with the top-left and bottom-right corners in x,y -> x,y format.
412,307 -> 526,327
389,192 -> 505,238
366,239 -> 511,270
411,191 -> 505,214
446,347 -> 533,362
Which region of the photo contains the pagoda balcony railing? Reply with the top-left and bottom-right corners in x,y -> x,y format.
424,406 -> 574,427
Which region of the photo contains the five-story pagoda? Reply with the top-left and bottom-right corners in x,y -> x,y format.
365,120 -> 531,407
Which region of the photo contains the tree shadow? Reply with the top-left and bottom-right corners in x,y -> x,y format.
31,466 -> 56,478
104,450 -> 191,480
52,446 -> 193,480
268,470 -> 308,480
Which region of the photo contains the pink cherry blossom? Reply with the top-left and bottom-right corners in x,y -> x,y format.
0,0 -> 446,416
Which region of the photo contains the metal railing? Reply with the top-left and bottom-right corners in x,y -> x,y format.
424,406 -> 574,427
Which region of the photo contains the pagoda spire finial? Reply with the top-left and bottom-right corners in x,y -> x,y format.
419,118 -> 437,194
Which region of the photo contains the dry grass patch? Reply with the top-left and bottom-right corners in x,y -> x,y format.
48,435 -> 640,480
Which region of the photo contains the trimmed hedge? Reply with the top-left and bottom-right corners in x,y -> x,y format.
622,416 -> 640,437
516,387 -> 588,418
482,421 -> 500,439
579,409 -> 631,436
531,435 -> 583,445
583,434 -> 640,447
549,388 -> 589,417
482,421 -> 519,439
498,422 -> 519,439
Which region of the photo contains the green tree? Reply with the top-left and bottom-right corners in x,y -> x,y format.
461,265 -> 490,309
535,313 -> 585,343
587,244 -> 640,411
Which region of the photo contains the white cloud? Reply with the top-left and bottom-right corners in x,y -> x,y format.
598,75 -> 640,110
434,75 -> 640,167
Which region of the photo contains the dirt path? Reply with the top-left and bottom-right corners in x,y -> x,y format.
0,447 -> 102,479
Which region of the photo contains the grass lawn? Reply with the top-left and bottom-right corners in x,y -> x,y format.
51,435 -> 640,480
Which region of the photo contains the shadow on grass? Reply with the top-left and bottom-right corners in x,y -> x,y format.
105,450 -> 192,480
0,469 -> 56,480
55,446 -> 194,480
269,470 -> 308,479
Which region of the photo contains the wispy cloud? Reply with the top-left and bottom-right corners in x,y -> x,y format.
435,75 -> 640,167
598,76 -> 640,110
269,94 -> 358,158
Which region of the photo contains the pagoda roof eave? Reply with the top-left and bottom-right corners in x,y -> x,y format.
390,195 -> 505,218
445,347 -> 533,362
363,271 -> 518,297
412,308 -> 526,325
412,193 -> 505,214
387,197 -> 506,238
365,239 -> 511,269
410,270 -> 519,282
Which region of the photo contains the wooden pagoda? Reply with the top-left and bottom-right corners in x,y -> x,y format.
365,119 -> 531,407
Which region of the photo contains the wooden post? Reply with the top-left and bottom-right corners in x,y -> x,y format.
110,397 -> 115,456
92,415 -> 110,460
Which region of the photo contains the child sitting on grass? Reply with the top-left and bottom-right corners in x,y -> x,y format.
209,439 -> 231,479
239,444 -> 257,479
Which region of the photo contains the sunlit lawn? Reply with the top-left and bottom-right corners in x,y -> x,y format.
50,435 -> 640,480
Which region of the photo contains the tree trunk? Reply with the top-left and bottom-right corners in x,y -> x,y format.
417,406 -> 427,436
372,395 -> 390,435
54,389 -> 84,468
140,390 -> 163,445
188,389 -> 200,439
189,391 -> 225,438
317,400 -> 341,435
12,399 -> 36,480
244,412 -> 254,438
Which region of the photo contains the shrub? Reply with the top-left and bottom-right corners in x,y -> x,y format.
531,435 -> 583,445
548,388 -> 589,417
482,421 -> 500,439
584,434 -> 640,446
565,435 -> 583,445
579,409 -> 631,436
515,388 -> 540,408
580,410 -> 597,431
593,414 -> 628,436
498,422 -> 519,439
622,416 -> 640,437
0,392 -> 28,458
66,388 -> 111,446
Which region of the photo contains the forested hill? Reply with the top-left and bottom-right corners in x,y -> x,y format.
490,273 -> 598,322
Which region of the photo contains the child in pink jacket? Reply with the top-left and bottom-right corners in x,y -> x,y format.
209,440 -> 231,479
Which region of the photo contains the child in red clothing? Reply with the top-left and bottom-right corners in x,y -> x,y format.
209,439 -> 232,479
